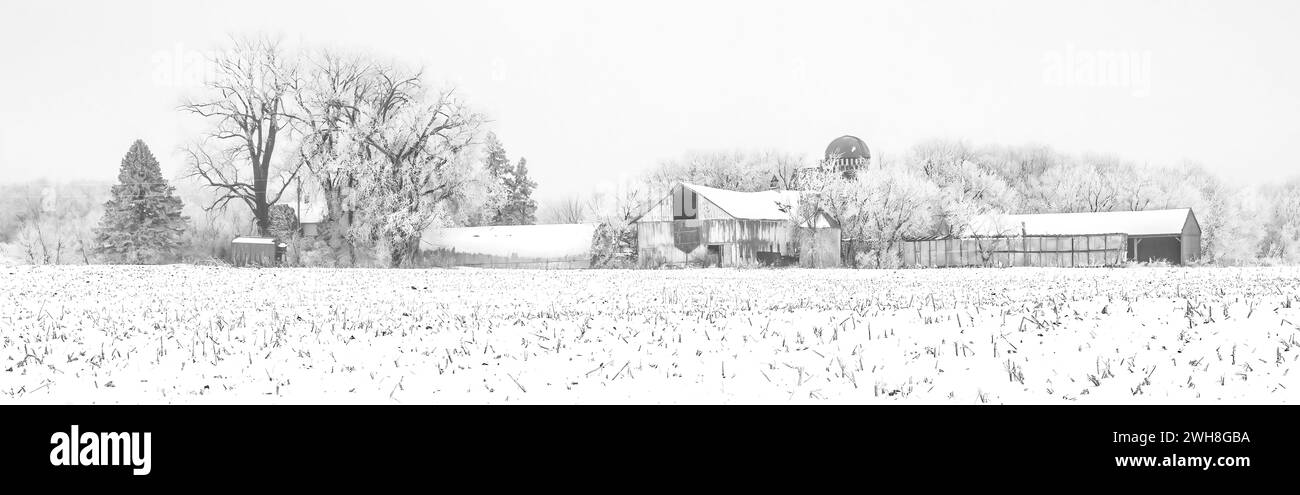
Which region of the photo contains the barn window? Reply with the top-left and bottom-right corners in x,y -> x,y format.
673,187 -> 697,220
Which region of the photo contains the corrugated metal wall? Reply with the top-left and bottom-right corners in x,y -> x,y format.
1182,234 -> 1201,263
898,234 -> 1128,268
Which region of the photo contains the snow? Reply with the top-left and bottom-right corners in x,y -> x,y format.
420,223 -> 595,259
969,209 -> 1195,236
232,236 -> 277,245
2,265 -> 1298,404
681,183 -> 803,221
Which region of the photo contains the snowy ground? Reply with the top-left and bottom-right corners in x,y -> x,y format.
2,265 -> 1299,404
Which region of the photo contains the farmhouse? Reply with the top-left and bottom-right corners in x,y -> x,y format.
297,201 -> 328,237
632,182 -> 841,268
900,208 -> 1202,267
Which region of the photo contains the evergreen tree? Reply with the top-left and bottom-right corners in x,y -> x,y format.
93,140 -> 189,263
482,132 -> 512,180
480,132 -> 539,225
481,132 -> 514,225
501,157 -> 538,225
269,204 -> 298,239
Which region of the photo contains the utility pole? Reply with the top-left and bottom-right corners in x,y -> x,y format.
294,176 -> 302,265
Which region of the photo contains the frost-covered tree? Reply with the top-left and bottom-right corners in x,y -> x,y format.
94,140 -> 189,264
1191,172 -> 1264,265
482,132 -> 512,182
647,149 -> 807,192
797,163 -> 938,268
926,160 -> 1018,236
348,70 -> 484,267
293,49 -> 374,264
1262,180 -> 1300,262
856,167 -> 940,267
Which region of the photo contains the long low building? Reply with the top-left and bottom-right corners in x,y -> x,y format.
420,223 -> 597,268
632,182 -> 841,268
900,208 -> 1202,267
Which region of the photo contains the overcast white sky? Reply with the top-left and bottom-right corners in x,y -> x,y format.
1,0 -> 1298,202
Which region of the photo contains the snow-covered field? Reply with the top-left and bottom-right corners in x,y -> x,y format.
2,265 -> 1299,404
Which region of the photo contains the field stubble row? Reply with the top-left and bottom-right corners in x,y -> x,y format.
2,265 -> 1299,404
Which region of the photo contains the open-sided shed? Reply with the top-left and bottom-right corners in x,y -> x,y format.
969,208 -> 1201,265
902,208 -> 1203,267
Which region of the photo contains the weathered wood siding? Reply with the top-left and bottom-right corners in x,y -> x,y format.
637,219 -> 840,268
230,240 -> 280,267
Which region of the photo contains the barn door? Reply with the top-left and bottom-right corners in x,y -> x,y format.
707,245 -> 722,267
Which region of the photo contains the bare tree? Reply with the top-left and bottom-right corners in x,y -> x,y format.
911,138 -> 978,179
11,183 -> 101,265
181,36 -> 302,236
543,195 -> 589,224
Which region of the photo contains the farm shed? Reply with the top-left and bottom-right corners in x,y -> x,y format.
229,236 -> 286,266
899,208 -> 1201,267
297,201 -> 328,237
900,234 -> 1129,268
632,183 -> 841,268
419,223 -> 597,268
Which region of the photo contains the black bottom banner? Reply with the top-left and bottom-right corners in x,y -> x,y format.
1,405 -> 1292,486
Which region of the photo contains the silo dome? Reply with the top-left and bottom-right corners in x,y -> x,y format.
825,135 -> 870,162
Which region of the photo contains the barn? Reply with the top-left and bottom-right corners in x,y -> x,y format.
632,183 -> 841,268
899,208 -> 1202,267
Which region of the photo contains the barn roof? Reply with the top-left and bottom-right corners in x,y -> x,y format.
629,183 -> 836,228
681,183 -> 803,221
968,208 -> 1197,237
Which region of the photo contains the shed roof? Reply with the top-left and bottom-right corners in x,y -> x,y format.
420,223 -> 597,258
232,236 -> 278,245
968,208 -> 1197,237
